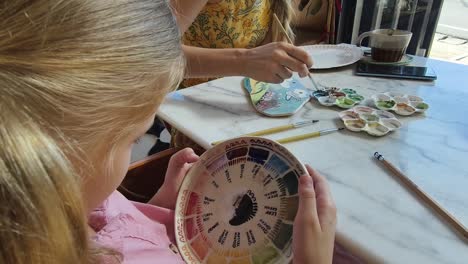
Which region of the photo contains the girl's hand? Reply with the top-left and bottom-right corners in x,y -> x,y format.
242,42 -> 313,83
293,164 -> 337,264
148,148 -> 199,209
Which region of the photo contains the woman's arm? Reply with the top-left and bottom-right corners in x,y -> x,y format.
183,45 -> 246,78
184,42 -> 313,83
172,0 -> 312,83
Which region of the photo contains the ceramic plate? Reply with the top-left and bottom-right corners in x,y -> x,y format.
175,137 -> 306,264
302,44 -> 363,69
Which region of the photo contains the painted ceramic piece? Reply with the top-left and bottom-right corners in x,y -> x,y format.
339,106 -> 402,136
372,92 -> 429,116
312,87 -> 364,109
243,77 -> 311,117
175,137 -> 306,264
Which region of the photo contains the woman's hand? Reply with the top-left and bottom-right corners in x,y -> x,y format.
148,148 -> 199,209
293,164 -> 337,264
241,42 -> 313,83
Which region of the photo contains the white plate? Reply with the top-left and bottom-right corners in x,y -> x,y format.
302,44 -> 363,69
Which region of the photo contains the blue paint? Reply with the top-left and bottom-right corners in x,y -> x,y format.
248,147 -> 269,165
265,154 -> 289,175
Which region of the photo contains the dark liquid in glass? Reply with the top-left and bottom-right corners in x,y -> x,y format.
371,47 -> 406,62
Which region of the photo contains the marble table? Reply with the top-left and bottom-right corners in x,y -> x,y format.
159,57 -> 468,263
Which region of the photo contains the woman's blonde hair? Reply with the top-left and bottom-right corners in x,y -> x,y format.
0,0 -> 184,263
271,0 -> 296,42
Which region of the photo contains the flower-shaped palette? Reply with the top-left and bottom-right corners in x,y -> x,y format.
339,106 -> 402,136
372,92 -> 429,115
312,87 -> 364,109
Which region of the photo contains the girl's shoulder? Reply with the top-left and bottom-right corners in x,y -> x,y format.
89,191 -> 184,264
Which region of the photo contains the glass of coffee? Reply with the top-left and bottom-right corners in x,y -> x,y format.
356,29 -> 412,62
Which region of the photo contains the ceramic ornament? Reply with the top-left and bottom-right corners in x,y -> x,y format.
243,77 -> 311,117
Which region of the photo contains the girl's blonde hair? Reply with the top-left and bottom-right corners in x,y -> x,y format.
0,0 -> 184,263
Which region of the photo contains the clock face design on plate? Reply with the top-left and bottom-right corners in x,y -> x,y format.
175,137 -> 305,264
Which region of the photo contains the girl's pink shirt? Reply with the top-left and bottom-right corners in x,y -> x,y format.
89,191 -> 185,264
88,192 -> 361,264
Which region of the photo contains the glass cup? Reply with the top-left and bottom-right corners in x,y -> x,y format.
357,29 -> 413,62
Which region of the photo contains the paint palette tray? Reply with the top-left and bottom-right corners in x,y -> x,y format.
372,92 -> 429,116
312,87 -> 365,109
339,106 -> 402,136
175,137 -> 305,264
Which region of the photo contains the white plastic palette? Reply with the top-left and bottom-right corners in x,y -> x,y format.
175,137 -> 305,264
372,92 -> 429,116
339,106 -> 402,136
312,87 -> 365,109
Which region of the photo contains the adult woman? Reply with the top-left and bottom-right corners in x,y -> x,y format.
148,0 -> 313,154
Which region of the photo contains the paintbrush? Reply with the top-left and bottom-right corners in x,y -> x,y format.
211,119 -> 319,145
374,152 -> 468,239
272,13 -> 320,91
276,127 -> 344,144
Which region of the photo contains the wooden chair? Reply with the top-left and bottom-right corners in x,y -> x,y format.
120,133 -> 206,203
119,148 -> 177,203
292,0 -> 336,45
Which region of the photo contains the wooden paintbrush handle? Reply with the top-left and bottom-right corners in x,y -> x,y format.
375,152 -> 468,239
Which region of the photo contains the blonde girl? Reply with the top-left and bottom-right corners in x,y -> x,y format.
0,0 -> 336,263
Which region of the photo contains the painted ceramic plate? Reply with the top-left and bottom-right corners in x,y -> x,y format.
302,44 -> 363,69
175,137 -> 306,264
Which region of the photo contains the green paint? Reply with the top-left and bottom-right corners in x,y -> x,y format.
377,100 -> 395,109
252,243 -> 279,264
271,223 -> 293,251
336,97 -> 356,108
348,94 -> 364,102
341,88 -> 357,94
415,102 -> 429,110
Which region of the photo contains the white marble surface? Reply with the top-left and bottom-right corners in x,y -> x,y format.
159,57 -> 468,263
